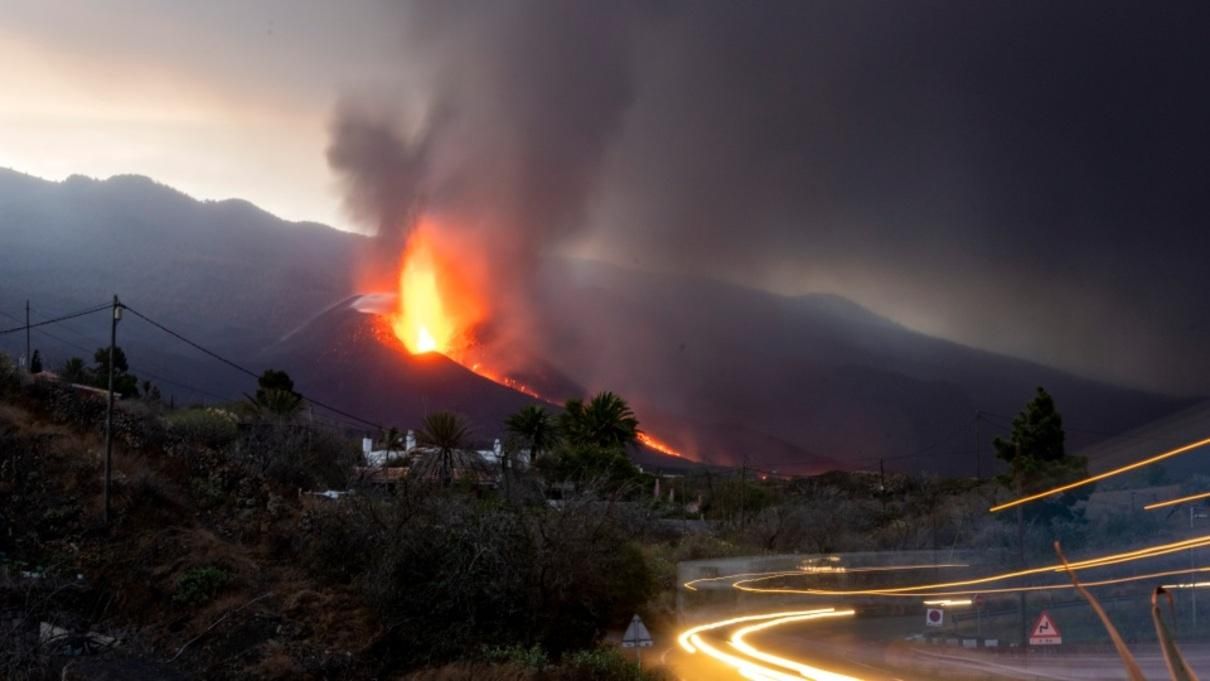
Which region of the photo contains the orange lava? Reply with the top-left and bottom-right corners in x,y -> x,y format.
391,221 -> 484,356
385,218 -> 687,460
637,432 -> 684,458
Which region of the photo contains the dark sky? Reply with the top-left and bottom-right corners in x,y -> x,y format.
328,0 -> 1210,395
6,1 -> 1209,395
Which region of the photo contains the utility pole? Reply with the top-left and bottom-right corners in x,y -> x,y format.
974,411 -> 982,480
103,295 -> 121,525
25,300 -> 31,372
1011,442 -> 1027,647
1192,506 -> 1198,633
739,452 -> 748,528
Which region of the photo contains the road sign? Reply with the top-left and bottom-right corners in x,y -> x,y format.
622,614 -> 653,648
1029,610 -> 1062,645
925,608 -> 944,627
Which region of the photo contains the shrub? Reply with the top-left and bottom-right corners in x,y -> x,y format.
173,566 -> 230,607
481,644 -> 548,670
164,408 -> 239,449
316,489 -> 656,670
549,648 -> 667,681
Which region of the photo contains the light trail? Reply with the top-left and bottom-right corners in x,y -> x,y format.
1145,490 -> 1210,511
1162,580 -> 1210,590
736,565 -> 1210,598
989,435 -> 1210,513
733,535 -> 1210,595
922,598 -> 972,607
677,609 -> 862,681
729,613 -> 862,681
683,563 -> 968,591
683,571 -> 805,592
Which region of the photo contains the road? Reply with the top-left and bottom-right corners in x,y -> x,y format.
665,611 -> 1210,680
669,544 -> 1210,680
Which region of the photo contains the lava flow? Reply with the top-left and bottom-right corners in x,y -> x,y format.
386,224 -> 685,459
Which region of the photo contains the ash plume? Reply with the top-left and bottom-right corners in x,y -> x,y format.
329,0 -> 1210,396
327,1 -> 642,326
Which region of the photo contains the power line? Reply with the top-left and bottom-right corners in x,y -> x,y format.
0,303 -> 110,336
122,305 -> 259,380
122,304 -> 383,430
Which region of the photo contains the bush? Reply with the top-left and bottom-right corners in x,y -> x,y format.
234,423 -> 359,490
0,353 -> 19,397
482,644 -> 548,670
549,648 -> 667,681
308,489 -> 656,671
173,566 -> 230,607
164,408 -> 239,449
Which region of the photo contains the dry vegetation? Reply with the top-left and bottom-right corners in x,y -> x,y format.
0,365 -> 673,681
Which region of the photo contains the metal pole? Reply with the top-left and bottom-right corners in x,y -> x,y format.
739,453 -> 747,528
1015,443 -> 1027,648
25,300 -> 31,371
103,295 -> 120,525
974,411 -> 981,479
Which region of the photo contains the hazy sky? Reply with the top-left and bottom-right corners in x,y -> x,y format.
4,1 -> 1210,394
0,1 -> 401,229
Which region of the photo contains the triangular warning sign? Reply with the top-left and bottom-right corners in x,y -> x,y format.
1029,611 -> 1062,645
622,614 -> 653,648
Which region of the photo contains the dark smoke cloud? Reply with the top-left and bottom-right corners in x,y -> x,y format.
331,0 -> 1210,395
327,1 -> 642,311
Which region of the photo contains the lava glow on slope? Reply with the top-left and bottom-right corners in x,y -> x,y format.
385,222 -> 686,459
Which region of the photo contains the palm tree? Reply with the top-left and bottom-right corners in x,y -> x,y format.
559,391 -> 639,449
505,405 -> 554,463
244,369 -> 303,419
60,357 -> 88,384
417,411 -> 473,486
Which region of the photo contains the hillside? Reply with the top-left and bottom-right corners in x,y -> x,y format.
0,169 -> 1194,472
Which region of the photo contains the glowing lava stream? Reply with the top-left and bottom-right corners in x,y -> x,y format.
677,609 -> 861,681
389,223 -> 686,458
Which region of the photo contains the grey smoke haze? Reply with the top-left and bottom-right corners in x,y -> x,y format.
329,0 -> 1210,395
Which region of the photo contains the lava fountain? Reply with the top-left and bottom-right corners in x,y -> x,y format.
390,221 -> 484,356
384,219 -> 687,460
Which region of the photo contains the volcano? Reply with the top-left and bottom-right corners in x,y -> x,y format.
0,170 -> 1195,475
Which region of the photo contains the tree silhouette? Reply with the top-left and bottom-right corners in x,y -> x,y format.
505,405 -> 555,463
59,357 -> 88,384
559,392 -> 639,449
29,350 -> 42,374
417,411 -> 473,486
995,386 -> 1088,522
247,369 -> 302,418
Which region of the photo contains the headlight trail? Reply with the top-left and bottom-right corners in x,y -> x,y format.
683,563 -> 968,591
726,568 -> 1210,599
733,535 -> 1210,595
989,434 -> 1210,513
678,609 -> 862,681
684,571 -> 806,592
1144,490 -> 1210,511
729,612 -> 862,681
922,598 -> 972,606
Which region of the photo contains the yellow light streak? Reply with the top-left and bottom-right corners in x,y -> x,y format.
1162,581 -> 1210,590
677,609 -> 836,653
677,609 -> 862,681
989,435 -> 1210,513
736,566 -> 1210,598
1145,491 -> 1210,511
733,535 -> 1210,595
683,570 -> 804,592
922,599 -> 972,607
729,612 -> 861,681
683,563 -> 968,591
